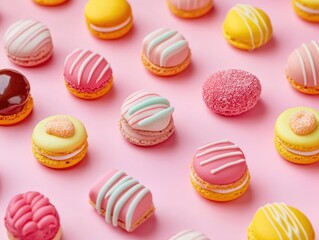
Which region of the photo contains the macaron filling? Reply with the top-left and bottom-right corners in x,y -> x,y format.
294,2 -> 319,14
276,138 -> 319,156
90,16 -> 132,33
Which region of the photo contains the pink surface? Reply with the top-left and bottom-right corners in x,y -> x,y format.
0,0 -> 319,239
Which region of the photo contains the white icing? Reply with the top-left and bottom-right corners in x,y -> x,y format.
196,145 -> 239,157
302,44 -> 317,86
277,138 -> 319,156
199,151 -> 243,166
77,52 -> 98,85
190,171 -> 249,194
35,143 -> 86,161
295,2 -> 319,14
210,159 -> 246,175
88,55 -> 104,83
295,49 -> 308,86
261,203 -> 309,239
89,17 -> 132,33
197,139 -> 229,150
69,49 -> 89,75
169,229 -> 210,240
311,40 -> 319,86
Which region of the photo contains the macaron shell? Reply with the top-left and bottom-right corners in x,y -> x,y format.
166,0 -> 213,18
293,0 -> 319,22
33,0 -> 67,6
32,115 -> 87,153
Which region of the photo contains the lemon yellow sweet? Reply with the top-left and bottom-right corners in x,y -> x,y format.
223,4 -> 272,51
33,0 -> 67,6
292,0 -> 319,22
84,0 -> 133,39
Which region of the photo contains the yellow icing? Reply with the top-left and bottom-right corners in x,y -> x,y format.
223,5 -> 272,50
32,115 -> 87,153
249,204 -> 314,239
275,107 -> 319,149
84,0 -> 132,26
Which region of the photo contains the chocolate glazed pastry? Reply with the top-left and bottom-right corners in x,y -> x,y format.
0,69 -> 33,125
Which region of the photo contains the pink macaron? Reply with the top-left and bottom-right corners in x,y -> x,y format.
202,69 -> 261,116
3,19 -> 53,67
64,49 -> 113,99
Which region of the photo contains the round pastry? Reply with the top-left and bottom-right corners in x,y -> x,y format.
33,0 -> 67,6
89,169 -> 155,232
169,230 -> 210,240
0,69 -> 33,125
5,191 -> 62,240
202,69 -> 262,116
274,107 -> 319,164
141,28 -> 191,76
190,139 -> 250,202
292,0 -> 319,22
166,0 -> 213,18
84,0 -> 133,39
286,40 -> 319,94
3,19 -> 53,67
223,4 -> 272,51
32,115 -> 88,168
248,202 -> 315,240
64,49 -> 113,99
119,90 -> 175,146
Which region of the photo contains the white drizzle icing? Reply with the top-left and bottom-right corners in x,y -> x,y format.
302,44 -> 317,87
295,49 -> 308,86
169,229 -> 210,240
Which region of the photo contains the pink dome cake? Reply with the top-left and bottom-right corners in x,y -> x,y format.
169,230 -> 210,240
64,49 -> 113,99
141,28 -> 191,76
167,0 -> 213,18
190,139 -> 250,201
4,191 -> 61,240
3,19 -> 53,67
89,169 -> 155,232
286,40 -> 319,94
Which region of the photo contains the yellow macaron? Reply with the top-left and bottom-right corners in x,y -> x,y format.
223,4 -> 272,51
84,0 -> 133,40
292,0 -> 319,22
274,107 -> 319,164
32,115 -> 88,169
248,202 -> 315,240
33,0 -> 67,6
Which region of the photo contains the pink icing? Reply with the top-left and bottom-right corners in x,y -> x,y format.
89,169 -> 154,231
142,28 -> 189,67
169,0 -> 212,10
5,191 -> 60,240
192,140 -> 247,185
287,41 -> 319,88
64,49 -> 112,92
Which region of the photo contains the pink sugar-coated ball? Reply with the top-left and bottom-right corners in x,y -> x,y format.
202,69 -> 262,116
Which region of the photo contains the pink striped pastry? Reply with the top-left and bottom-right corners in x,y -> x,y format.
64,49 -> 113,99
4,191 -> 61,240
119,90 -> 175,146
169,230 -> 210,240
89,169 -> 155,232
167,0 -> 214,18
3,19 -> 53,67
141,28 -> 191,76
286,40 -> 319,94
190,139 -> 250,201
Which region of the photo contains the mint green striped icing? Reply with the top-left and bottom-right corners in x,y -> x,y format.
160,40 -> 187,66
147,30 -> 177,57
128,96 -> 170,115
138,107 -> 174,127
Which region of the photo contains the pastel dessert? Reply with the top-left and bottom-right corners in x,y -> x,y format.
202,69 -> 262,116
89,169 -> 155,232
33,0 -> 67,6
286,41 -> 319,94
141,28 -> 191,76
0,69 -> 33,125
5,191 -> 62,240
169,230 -> 210,240
292,0 -> 319,22
119,90 -> 175,146
64,49 -> 113,99
274,107 -> 319,164
190,139 -> 250,202
32,115 -> 88,168
166,0 -> 213,18
84,0 -> 133,39
223,4 -> 273,51
248,202 -> 315,240
3,19 -> 53,67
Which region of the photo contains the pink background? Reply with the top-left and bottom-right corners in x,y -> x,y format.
0,0 -> 319,239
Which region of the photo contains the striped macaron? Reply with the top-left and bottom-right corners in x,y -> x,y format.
3,19 -> 53,67
64,49 -> 113,99
169,230 -> 210,240
286,40 -> 319,94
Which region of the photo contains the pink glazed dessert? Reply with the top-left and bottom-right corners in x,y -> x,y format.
166,0 -> 214,18
89,169 -> 155,232
286,40 -> 319,94
4,191 -> 61,240
64,49 -> 113,99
